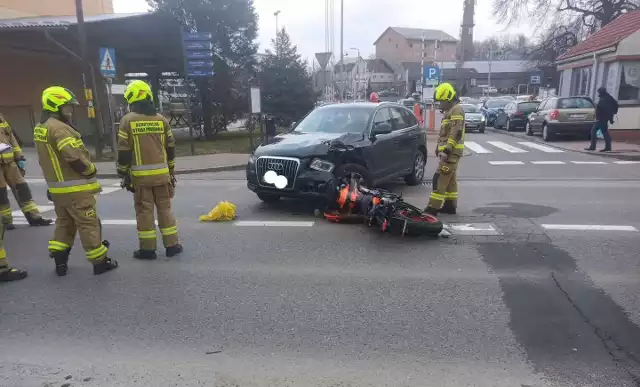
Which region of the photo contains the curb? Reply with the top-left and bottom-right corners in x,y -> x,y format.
486,127 -> 640,161
94,163 -> 246,179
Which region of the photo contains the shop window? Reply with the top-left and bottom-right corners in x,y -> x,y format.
618,61 -> 640,102
570,66 -> 591,96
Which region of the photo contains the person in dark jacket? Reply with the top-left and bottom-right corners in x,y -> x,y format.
586,87 -> 618,152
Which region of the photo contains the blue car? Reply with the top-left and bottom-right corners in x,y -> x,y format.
481,99 -> 511,126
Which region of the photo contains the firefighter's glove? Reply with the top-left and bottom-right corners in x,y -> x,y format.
199,201 -> 236,222
46,189 -> 52,202
170,174 -> 177,188
17,160 -> 25,170
439,152 -> 449,163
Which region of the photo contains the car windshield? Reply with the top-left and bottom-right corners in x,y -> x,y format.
461,104 -> 480,113
293,106 -> 372,134
558,97 -> 594,109
486,99 -> 509,109
518,102 -> 540,112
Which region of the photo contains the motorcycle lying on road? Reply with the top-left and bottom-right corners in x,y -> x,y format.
323,175 -> 444,237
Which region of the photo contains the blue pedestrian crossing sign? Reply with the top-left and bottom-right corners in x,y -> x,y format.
99,48 -> 116,78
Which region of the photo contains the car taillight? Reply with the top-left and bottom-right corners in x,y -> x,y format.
550,110 -> 560,120
514,111 -> 524,117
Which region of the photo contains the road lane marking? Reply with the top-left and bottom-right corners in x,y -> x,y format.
24,178 -> 46,184
12,205 -> 55,217
541,224 -> 638,231
100,187 -> 122,195
571,161 -> 607,165
487,141 -> 528,153
447,223 -> 501,235
531,161 -> 566,165
517,142 -> 564,153
234,221 -> 315,227
614,161 -> 640,164
465,141 -> 492,154
488,161 -> 525,165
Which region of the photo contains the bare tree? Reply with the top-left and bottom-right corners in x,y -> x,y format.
493,0 -> 639,34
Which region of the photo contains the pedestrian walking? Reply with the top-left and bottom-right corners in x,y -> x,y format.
35,86 -> 118,276
0,113 -> 53,229
118,80 -> 183,260
425,82 -> 465,216
586,87 -> 618,152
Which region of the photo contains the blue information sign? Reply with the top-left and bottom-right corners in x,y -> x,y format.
423,66 -> 440,81
187,60 -> 214,68
184,32 -> 212,41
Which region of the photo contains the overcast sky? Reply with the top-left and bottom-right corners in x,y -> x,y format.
113,0 -> 530,64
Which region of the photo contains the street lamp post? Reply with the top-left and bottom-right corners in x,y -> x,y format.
75,0 -> 104,158
349,48 -> 361,100
274,10 -> 281,37
339,0 -> 344,101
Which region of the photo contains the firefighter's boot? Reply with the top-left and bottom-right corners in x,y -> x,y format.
133,249 -> 157,260
166,243 -> 183,257
0,268 -> 28,282
440,201 -> 457,215
50,248 -> 71,277
424,207 -> 439,216
26,213 -> 53,227
93,257 -> 119,275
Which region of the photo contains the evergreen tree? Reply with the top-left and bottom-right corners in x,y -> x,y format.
259,28 -> 315,126
147,0 -> 258,137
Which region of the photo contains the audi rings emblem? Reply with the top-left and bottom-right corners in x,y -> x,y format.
267,162 -> 284,171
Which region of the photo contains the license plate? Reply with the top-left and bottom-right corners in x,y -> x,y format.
569,114 -> 587,120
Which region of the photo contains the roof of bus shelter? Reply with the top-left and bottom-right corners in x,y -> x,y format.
0,12 -> 186,77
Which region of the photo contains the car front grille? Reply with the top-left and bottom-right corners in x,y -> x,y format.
256,156 -> 300,190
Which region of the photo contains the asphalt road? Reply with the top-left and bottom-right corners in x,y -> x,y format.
2,129 -> 640,387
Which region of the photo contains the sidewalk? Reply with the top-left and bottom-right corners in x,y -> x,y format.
22,148 -> 249,178
486,128 -> 640,161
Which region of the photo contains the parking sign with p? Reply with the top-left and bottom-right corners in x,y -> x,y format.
424,66 -> 440,82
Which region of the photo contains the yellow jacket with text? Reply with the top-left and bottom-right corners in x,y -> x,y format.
0,116 -> 24,163
34,117 -> 100,198
436,103 -> 465,160
117,112 -> 176,187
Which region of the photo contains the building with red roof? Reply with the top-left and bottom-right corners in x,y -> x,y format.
556,10 -> 640,137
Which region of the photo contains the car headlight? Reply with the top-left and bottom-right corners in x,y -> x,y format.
309,158 -> 335,173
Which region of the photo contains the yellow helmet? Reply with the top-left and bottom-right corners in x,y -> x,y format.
433,82 -> 456,102
42,86 -> 79,112
124,80 -> 152,104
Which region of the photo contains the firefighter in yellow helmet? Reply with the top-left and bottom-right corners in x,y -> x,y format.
118,80 -> 182,260
0,114 -> 53,229
425,83 -> 465,216
34,86 -> 118,276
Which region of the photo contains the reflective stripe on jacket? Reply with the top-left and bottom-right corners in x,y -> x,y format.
436,103 -> 466,158
34,117 -> 101,196
118,112 -> 176,187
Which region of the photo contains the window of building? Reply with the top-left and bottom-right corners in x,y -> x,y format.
570,66 -> 591,96
618,61 -> 640,102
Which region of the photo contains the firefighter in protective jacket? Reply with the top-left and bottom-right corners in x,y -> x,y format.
425,83 -> 465,216
34,86 -> 118,276
0,114 -> 52,229
118,80 -> 183,260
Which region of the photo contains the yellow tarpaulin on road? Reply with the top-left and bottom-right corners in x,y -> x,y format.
200,201 -> 236,222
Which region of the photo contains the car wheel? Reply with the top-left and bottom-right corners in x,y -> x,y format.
334,163 -> 372,187
525,121 -> 533,136
404,151 -> 426,186
257,193 -> 281,203
542,124 -> 555,142
506,119 -> 512,132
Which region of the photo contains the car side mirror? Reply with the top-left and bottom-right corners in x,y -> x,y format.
371,122 -> 392,137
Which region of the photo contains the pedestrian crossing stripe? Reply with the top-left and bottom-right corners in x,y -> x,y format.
486,141 -> 528,153
516,142 -> 564,153
465,140 -> 565,154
